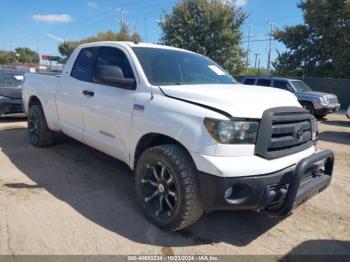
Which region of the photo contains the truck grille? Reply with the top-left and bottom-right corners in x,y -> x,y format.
255,107 -> 313,159
328,96 -> 338,104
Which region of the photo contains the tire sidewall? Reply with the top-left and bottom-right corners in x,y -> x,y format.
28,105 -> 41,145
302,102 -> 315,115
27,104 -> 55,147
135,146 -> 190,230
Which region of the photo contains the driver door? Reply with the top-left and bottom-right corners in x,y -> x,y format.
82,46 -> 136,163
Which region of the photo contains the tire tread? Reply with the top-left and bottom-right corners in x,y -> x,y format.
28,104 -> 56,147
136,144 -> 203,231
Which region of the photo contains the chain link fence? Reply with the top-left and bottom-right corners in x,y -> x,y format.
0,64 -> 63,74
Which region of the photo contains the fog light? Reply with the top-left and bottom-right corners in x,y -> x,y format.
224,184 -> 251,205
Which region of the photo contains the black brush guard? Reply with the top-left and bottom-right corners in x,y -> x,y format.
263,149 -> 334,217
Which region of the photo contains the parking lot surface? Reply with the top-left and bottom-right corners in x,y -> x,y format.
0,113 -> 349,255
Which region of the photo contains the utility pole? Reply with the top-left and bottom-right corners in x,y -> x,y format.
144,17 -> 148,42
116,8 -> 127,28
267,21 -> 274,76
36,33 -> 39,55
246,24 -> 252,67
254,53 -> 260,69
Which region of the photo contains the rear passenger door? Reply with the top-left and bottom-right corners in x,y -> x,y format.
82,46 -> 137,163
57,47 -> 98,142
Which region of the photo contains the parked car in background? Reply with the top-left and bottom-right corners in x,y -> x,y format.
0,70 -> 25,118
347,106 -> 350,119
241,77 -> 340,118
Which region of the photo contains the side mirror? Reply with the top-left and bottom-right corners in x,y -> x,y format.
93,65 -> 136,90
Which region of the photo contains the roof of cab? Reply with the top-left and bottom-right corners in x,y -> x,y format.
77,41 -> 195,53
242,76 -> 299,82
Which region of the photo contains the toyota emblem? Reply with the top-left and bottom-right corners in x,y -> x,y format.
295,127 -> 303,140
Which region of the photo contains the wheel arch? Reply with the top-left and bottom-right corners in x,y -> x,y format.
299,100 -> 315,107
132,133 -> 195,170
28,95 -> 43,107
27,95 -> 60,131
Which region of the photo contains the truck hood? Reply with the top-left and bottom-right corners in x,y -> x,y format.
0,87 -> 22,100
160,84 -> 301,119
298,91 -> 337,98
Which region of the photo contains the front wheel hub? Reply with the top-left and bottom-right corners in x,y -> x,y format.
141,162 -> 177,218
158,183 -> 165,193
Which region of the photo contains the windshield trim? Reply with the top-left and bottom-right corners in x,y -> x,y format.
290,80 -> 313,92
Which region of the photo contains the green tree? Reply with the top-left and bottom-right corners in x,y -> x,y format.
14,47 -> 40,64
0,51 -> 16,64
159,0 -> 247,75
273,0 -> 350,78
58,26 -> 142,59
241,67 -> 268,76
0,48 -> 39,65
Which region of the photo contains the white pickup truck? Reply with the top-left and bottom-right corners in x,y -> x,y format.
23,41 -> 334,231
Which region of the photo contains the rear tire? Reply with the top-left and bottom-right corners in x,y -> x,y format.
27,104 -> 56,147
135,144 -> 203,231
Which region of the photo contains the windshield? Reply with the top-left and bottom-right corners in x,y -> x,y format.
0,72 -> 24,88
132,47 -> 237,86
290,80 -> 313,92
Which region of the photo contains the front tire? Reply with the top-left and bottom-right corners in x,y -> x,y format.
315,113 -> 327,119
301,102 -> 315,115
135,144 -> 203,231
27,104 -> 56,147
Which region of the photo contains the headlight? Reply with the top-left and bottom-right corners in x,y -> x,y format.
204,118 -> 259,144
320,96 -> 329,104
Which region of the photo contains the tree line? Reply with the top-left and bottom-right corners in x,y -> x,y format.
0,47 -> 39,65
1,0 -> 349,78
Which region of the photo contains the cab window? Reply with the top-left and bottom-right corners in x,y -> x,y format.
273,80 -> 290,91
95,47 -> 134,79
244,78 -> 256,85
257,79 -> 271,87
71,47 -> 99,82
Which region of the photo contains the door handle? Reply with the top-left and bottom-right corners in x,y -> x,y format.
83,90 -> 94,97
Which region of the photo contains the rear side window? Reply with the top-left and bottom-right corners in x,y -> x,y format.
273,80 -> 290,91
95,47 -> 134,79
71,47 -> 99,82
257,79 -> 271,87
244,78 -> 255,85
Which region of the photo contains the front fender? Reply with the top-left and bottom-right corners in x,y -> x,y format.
128,93 -> 225,169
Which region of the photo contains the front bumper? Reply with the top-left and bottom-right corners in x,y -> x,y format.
198,150 -> 334,216
314,103 -> 340,115
0,98 -> 24,115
